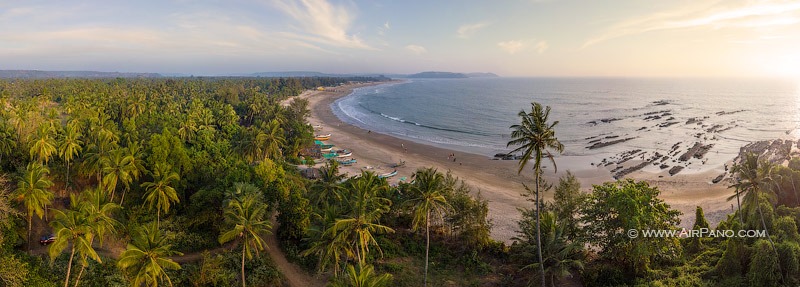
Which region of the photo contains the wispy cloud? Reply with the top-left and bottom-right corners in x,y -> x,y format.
271,0 -> 373,49
405,44 -> 427,54
533,40 -> 548,54
377,21 -> 390,36
457,22 -> 489,39
497,40 -> 524,54
584,0 -> 800,47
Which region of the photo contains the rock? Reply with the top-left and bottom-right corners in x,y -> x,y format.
669,166 -> 684,176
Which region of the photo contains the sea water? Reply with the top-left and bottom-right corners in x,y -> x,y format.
331,78 -> 800,176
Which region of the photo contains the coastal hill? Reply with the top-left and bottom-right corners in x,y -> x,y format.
406,71 -> 499,78
0,70 -> 162,79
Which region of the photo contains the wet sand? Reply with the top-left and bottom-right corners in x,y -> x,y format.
296,82 -> 734,243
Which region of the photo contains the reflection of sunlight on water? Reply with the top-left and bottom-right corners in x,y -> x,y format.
794,81 -> 800,139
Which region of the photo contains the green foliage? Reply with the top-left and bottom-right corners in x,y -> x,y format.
552,171 -> 584,239
747,239 -> 780,286
581,179 -> 682,276
276,176 -> 310,242
0,253 -> 30,287
777,241 -> 800,285
329,264 -> 393,287
118,223 -> 182,287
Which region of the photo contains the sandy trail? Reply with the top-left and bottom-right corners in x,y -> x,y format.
299,82 -> 735,243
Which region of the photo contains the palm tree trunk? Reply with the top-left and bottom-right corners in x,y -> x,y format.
736,188 -> 743,225
757,202 -> 776,251
64,245 -> 76,287
73,263 -> 86,287
27,215 -> 32,253
424,210 -> 430,287
535,169 -> 545,287
66,161 -> 70,191
120,189 -> 127,206
241,245 -> 246,287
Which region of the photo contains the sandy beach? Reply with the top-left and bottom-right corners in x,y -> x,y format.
294,82 -> 735,243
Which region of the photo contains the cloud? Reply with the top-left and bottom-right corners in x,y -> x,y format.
377,21 -> 390,36
271,0 -> 373,49
497,40 -> 525,54
534,40 -> 548,54
405,44 -> 427,54
584,0 -> 800,47
457,22 -> 489,39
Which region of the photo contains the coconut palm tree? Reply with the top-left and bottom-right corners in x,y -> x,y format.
522,212 -> 584,287
118,223 -> 182,287
507,102 -> 564,287
331,171 -> 394,267
48,207 -> 99,287
728,153 -> 777,251
302,205 -> 352,276
58,125 -> 83,189
0,123 -> 16,167
310,160 -> 346,208
29,123 -> 57,165
407,167 -> 451,287
218,184 -> 272,287
71,188 -> 120,287
102,148 -> 134,202
329,264 -> 393,287
142,163 -> 180,227
15,163 -> 54,251
260,119 -> 286,160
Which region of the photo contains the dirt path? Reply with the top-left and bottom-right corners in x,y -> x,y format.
266,216 -> 327,287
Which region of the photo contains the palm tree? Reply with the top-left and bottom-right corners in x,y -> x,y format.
329,264 -> 393,287
522,212 -> 584,287
407,167 -> 451,287
728,153 -> 777,251
59,125 -> 83,189
70,188 -> 120,287
310,160 -> 346,208
15,163 -> 54,251
118,223 -> 182,287
330,171 -> 395,266
302,205 -> 352,276
260,119 -> 286,160
507,102 -> 564,287
0,123 -> 16,166
218,184 -> 272,287
102,148 -> 134,203
29,123 -> 57,164
142,163 -> 180,227
48,208 -> 99,287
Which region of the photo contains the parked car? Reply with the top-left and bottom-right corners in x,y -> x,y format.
39,234 -> 56,245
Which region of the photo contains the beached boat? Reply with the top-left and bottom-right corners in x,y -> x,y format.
313,124 -> 323,130
390,160 -> 406,168
378,170 -> 398,178
320,147 -> 333,152
314,140 -> 335,149
337,158 -> 357,166
322,153 -> 338,159
314,133 -> 331,141
336,152 -> 353,158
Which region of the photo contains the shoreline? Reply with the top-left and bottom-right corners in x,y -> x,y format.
299,81 -> 735,243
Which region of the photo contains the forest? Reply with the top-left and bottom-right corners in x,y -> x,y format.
1,77 -> 799,287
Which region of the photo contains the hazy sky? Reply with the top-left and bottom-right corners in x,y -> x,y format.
2,0 -> 800,77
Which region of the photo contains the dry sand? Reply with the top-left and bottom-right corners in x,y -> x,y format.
294,82 -> 735,243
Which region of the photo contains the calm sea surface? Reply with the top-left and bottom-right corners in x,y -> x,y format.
332,78 -> 800,175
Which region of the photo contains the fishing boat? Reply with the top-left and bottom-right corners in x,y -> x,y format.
337,158 -> 357,166
336,152 -> 353,158
313,124 -> 323,130
314,133 -> 331,141
378,170 -> 398,178
320,147 -> 333,152
314,140 -> 334,149
322,152 -> 338,159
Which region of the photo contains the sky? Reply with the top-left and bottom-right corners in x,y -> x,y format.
1,0 -> 800,78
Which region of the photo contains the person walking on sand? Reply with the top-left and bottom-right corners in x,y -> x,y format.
402,143 -> 407,153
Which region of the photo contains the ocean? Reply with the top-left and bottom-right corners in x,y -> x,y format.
331,78 -> 800,177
